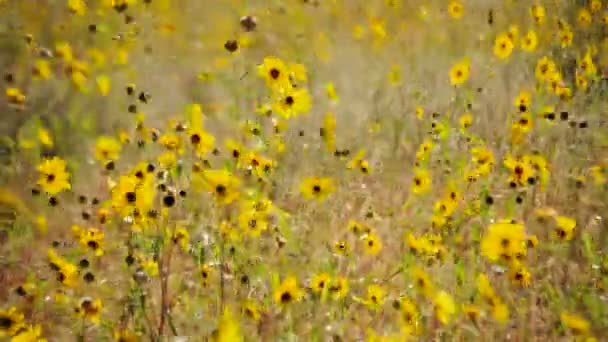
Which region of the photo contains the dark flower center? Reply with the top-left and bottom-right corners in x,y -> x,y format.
270,68 -> 280,79
312,185 -> 321,193
47,173 -> 56,182
215,184 -> 226,196
280,291 -> 292,303
87,240 -> 100,249
0,317 -> 14,329
285,96 -> 294,106
126,191 -> 136,203
191,134 -> 201,144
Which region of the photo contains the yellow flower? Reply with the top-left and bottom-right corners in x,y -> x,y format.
530,4 -> 546,24
590,0 -> 602,13
560,312 -> 590,335
481,221 -> 526,262
32,59 -> 52,80
555,216 -> 576,241
322,112 -> 337,153
449,59 -> 469,85
433,291 -> 456,324
37,127 -> 53,147
415,106 -> 424,120
274,276 -> 304,306
158,133 -> 183,152
289,63 -> 308,83
96,75 -> 111,96
521,30 -> 538,52
196,169 -> 241,205
111,175 -> 155,218
300,176 -> 335,201
510,261 -> 531,288
68,0 -> 86,15
188,126 -> 215,157
559,28 -> 573,48
242,300 -> 260,321
217,307 -> 242,342
578,8 -> 592,27
412,267 -> 434,297
238,209 -> 269,237
78,227 -> 105,256
448,1 -> 463,18
326,82 -> 339,102
310,272 -> 331,295
347,149 -> 371,174
535,56 -> 556,81
363,233 -> 383,255
172,226 -> 190,252
272,87 -> 312,118
0,307 -> 25,337
141,258 -> 159,277
95,136 -> 121,162
329,276 -> 349,300
458,112 -> 473,130
355,284 -> 385,310
411,168 -> 431,194
258,56 -> 290,90
11,324 -> 46,342
494,33 -> 514,59
75,297 -> 103,324
37,157 -> 71,195
6,87 -> 26,105
492,302 -> 509,323
462,304 -> 481,322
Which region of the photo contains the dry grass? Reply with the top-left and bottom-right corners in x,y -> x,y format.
0,0 -> 607,341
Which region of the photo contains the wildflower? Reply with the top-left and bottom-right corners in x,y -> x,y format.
397,297 -> 419,334
510,261 -> 531,287
362,233 -> 383,255
329,276 -> 349,300
272,87 -> 312,118
95,75 -> 110,96
504,154 -> 535,187
577,9 -> 592,27
196,169 -> 241,204
172,226 -> 189,252
300,176 -> 335,201
258,56 -> 290,90
68,0 -> 86,15
433,291 -> 456,324
95,136 -> 121,163
412,267 -> 434,297
492,302 -> 509,323
530,4 -> 545,24
10,324 -> 46,342
289,63 -> 308,83
0,307 -> 24,337
274,276 -> 304,306
37,157 -> 71,195
535,56 -> 556,81
6,87 -> 26,105
448,1 -> 464,19
113,330 -> 139,342
334,240 -> 350,255
75,297 -> 103,324
355,284 -> 385,310
560,312 -> 590,335
141,258 -> 159,277
310,272 -> 331,295
387,64 -> 402,86
559,27 -> 573,48
238,209 -> 268,237
326,82 -> 339,102
462,304 -> 481,322
415,140 -> 434,161
347,149 -> 371,174
471,146 -> 495,175
159,133 -> 183,153
217,308 -> 242,342
415,106 -> 424,120
555,216 -> 576,241
449,59 -> 469,85
32,59 -> 52,80
242,301 -> 260,321
458,112 -> 473,130
77,227 -> 105,256
481,221 -> 526,262
494,33 -> 514,59
48,249 -> 79,287
111,175 -> 155,217
322,112 -> 337,153
188,126 -> 215,157
411,168 -> 431,194
521,30 -> 538,52
37,127 -> 53,147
